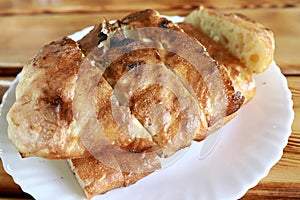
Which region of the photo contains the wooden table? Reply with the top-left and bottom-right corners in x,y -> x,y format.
0,0 -> 299,199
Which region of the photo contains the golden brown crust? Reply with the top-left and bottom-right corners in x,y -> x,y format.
122,9 -> 182,31
68,152 -> 161,199
178,22 -> 256,105
7,38 -> 90,159
82,65 -> 156,153
68,157 -> 124,199
130,84 -> 182,149
78,23 -> 103,54
7,37 -> 156,159
178,22 -> 256,133
82,9 -> 247,155
84,9 -> 207,157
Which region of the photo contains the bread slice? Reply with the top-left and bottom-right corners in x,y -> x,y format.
6,38 -> 91,159
68,152 -> 161,200
185,6 -> 275,74
178,22 -> 255,133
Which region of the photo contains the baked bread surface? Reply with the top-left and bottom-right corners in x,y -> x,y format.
7,38 -> 90,159
6,7 -> 275,199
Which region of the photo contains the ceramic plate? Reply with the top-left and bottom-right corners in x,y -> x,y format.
0,16 -> 294,200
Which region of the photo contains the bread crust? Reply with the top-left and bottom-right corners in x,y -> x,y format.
68,152 -> 161,200
185,6 -> 275,74
7,38 -> 91,159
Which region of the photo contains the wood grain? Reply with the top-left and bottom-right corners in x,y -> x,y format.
0,6 -> 299,74
0,0 -> 300,15
0,161 -> 32,199
0,78 -> 13,103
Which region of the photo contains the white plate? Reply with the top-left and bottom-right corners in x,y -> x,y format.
0,16 -> 294,200
0,61 -> 293,200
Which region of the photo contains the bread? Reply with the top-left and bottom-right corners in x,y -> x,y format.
79,9 -> 246,151
6,38 -> 91,159
68,152 -> 161,200
6,7 -> 275,199
185,6 -> 275,74
67,8 -> 273,198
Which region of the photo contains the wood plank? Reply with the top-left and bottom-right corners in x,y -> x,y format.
0,79 -> 12,103
0,198 -> 31,200
242,182 -> 300,199
288,76 -> 300,108
0,67 -> 22,77
0,0 -> 300,15
0,160 -> 30,198
0,8 -> 299,75
0,13 -> 109,67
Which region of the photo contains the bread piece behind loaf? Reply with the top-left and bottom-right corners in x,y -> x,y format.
185,6 -> 275,74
